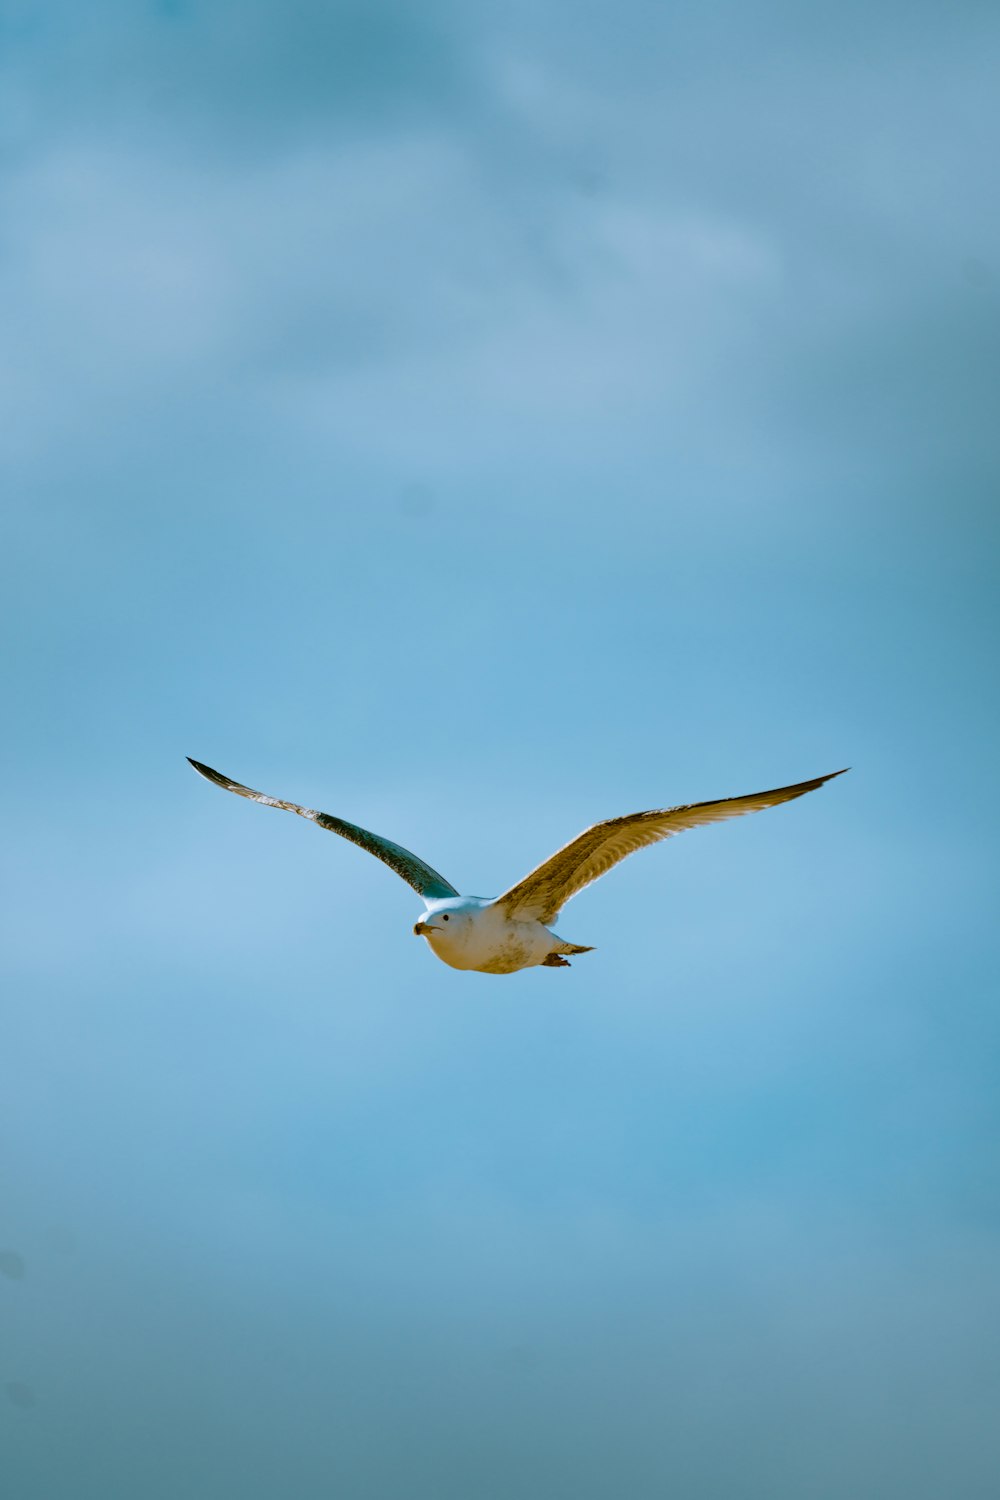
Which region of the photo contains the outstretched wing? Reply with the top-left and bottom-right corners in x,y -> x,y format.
496,770 -> 847,924
187,759 -> 459,901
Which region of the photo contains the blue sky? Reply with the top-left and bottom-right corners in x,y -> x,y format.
2,2 -> 999,1496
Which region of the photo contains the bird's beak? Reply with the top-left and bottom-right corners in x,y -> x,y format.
413,921 -> 434,936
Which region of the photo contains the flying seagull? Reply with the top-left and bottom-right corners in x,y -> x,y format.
187,759 -> 846,975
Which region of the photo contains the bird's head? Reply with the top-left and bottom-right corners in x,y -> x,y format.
412,898 -> 481,951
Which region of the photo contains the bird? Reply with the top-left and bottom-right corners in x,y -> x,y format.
187,758 -> 847,975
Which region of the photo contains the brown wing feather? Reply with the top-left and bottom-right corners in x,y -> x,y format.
496,770 -> 847,924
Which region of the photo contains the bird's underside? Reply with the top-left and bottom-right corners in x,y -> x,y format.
187,759 -> 847,974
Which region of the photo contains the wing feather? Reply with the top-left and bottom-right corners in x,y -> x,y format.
496,770 -> 847,923
187,759 -> 459,901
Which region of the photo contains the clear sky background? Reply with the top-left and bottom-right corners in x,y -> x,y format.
2,3 -> 998,1496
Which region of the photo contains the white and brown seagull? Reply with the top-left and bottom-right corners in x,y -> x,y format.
188,759 -> 846,975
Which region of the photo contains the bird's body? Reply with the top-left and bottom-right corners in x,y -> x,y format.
187,759 -> 846,975
413,897 -> 590,974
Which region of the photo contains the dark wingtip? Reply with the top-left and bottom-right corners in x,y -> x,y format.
187,757 -> 228,787
800,768 -> 849,795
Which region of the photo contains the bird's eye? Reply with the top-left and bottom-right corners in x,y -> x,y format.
442,914 -> 449,921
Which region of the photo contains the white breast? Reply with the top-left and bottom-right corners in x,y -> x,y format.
424,904 -> 552,974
